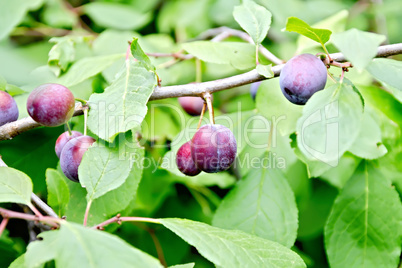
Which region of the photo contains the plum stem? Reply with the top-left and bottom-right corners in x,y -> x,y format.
74,98 -> 88,105
66,123 -> 72,136
197,102 -> 207,130
255,45 -> 260,65
83,107 -> 88,136
83,199 -> 92,226
204,92 -> 215,125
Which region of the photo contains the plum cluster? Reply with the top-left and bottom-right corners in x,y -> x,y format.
0,91 -> 19,126
176,124 -> 237,176
279,53 -> 327,105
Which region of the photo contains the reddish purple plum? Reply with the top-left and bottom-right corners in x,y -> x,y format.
279,53 -> 327,105
0,91 -> 18,126
191,124 -> 237,173
55,131 -> 83,158
178,97 -> 205,116
250,81 -> 261,100
176,141 -> 201,176
27,83 -> 75,127
60,135 -> 95,182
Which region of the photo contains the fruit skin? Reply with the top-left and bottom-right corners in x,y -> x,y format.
60,135 -> 95,182
55,131 -> 83,158
250,81 -> 261,100
27,83 -> 75,127
178,97 -> 205,116
176,141 -> 201,176
279,53 -> 327,105
0,91 -> 19,126
191,124 -> 237,173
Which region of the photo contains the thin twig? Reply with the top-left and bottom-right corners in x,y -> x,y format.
92,215 -> 161,230
30,193 -> 59,218
0,217 -> 9,238
0,207 -> 61,227
83,200 -> 92,226
147,229 -> 167,267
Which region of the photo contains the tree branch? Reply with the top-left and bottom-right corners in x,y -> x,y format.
0,43 -> 401,140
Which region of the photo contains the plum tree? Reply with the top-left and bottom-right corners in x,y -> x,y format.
0,91 -> 18,126
27,83 -> 75,126
178,96 -> 205,116
55,131 -> 83,158
176,141 -> 201,176
60,135 -> 95,182
191,124 -> 237,173
279,53 -> 327,105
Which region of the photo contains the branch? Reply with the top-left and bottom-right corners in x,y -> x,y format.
0,207 -> 61,226
92,215 -> 161,230
0,43 -> 401,140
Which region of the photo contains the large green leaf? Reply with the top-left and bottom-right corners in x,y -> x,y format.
58,54 -> 124,88
182,41 -> 255,70
296,83 -> 363,165
0,167 -> 32,205
331,29 -> 386,71
160,218 -> 305,268
233,1 -> 272,44
325,163 -> 402,267
25,222 -> 163,268
366,58 -> 402,91
285,17 -> 332,48
88,59 -> 157,142
83,2 -> 152,31
213,151 -> 298,248
0,0 -> 43,40
46,168 -> 69,217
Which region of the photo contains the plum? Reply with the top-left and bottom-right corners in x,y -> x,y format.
55,131 -> 83,158
178,96 -> 205,116
176,141 -> 201,176
279,53 -> 327,105
191,124 -> 237,173
250,81 -> 261,100
27,83 -> 75,126
0,91 -> 18,126
60,135 -> 95,182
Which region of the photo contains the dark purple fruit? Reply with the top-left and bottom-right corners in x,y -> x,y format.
55,131 -> 83,158
27,83 -> 75,127
250,81 -> 261,100
178,97 -> 205,116
279,53 -> 327,105
0,91 -> 18,126
176,141 -> 201,176
191,124 -> 237,173
60,135 -> 95,182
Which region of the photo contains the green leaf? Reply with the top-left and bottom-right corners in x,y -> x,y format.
78,141 -> 138,202
9,254 -> 30,268
285,17 -> 332,47
213,151 -> 298,248
256,64 -> 273,78
182,41 -> 255,70
25,230 -> 58,268
233,1 -> 272,44
331,29 -> 386,71
83,2 -> 152,30
296,83 -> 363,165
87,58 -> 157,142
348,112 -> 387,159
46,168 -> 69,217
48,36 -> 79,77
0,0 -> 44,40
26,222 -> 163,268
160,218 -> 306,268
366,58 -> 402,91
325,162 -> 402,268
58,54 -> 124,88
130,38 -> 154,71
0,167 -> 32,205
169,264 -> 194,268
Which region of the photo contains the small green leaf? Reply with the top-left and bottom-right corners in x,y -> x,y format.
285,17 -> 332,47
213,151 -> 298,248
233,1 -> 272,44
161,218 -> 306,267
87,58 -> 157,142
131,38 -> 154,71
296,83 -> 363,165
58,54 -> 124,88
48,36 -> 78,76
9,254 -> 30,268
366,58 -> 402,91
325,162 -> 402,267
182,41 -> 255,70
331,29 -> 386,71
46,169 -> 69,217
26,222 -> 163,268
0,167 -> 32,205
256,64 -> 273,78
